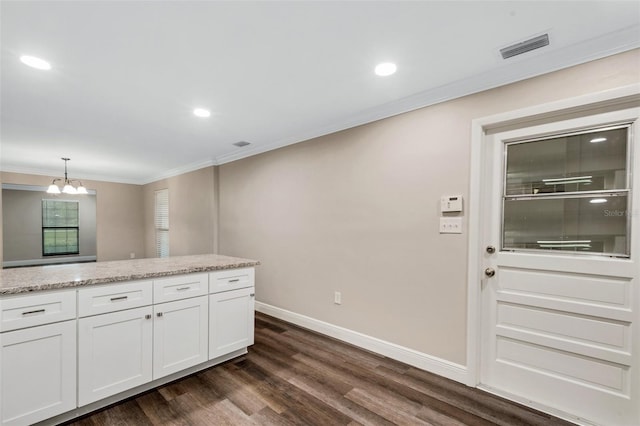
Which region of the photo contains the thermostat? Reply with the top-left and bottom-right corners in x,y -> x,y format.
441,195 -> 463,213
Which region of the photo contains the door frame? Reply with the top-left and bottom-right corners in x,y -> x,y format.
466,84 -> 640,393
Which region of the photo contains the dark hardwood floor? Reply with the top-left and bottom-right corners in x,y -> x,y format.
66,312 -> 575,425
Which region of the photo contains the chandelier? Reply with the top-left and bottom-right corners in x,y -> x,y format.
46,157 -> 88,194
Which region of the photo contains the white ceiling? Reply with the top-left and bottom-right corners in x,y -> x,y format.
1,1 -> 639,184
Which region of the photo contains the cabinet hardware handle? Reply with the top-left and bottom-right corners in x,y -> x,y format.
250,293 -> 255,297
176,287 -> 190,291
157,312 -> 163,317
228,279 -> 240,283
145,314 -> 151,320
22,309 -> 46,316
110,296 -> 128,302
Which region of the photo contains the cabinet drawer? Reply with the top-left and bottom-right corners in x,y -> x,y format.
209,268 -> 254,293
78,280 -> 152,317
153,273 -> 208,303
0,290 -> 76,332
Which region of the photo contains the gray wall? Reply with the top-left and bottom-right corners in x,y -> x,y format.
2,187 -> 97,263
142,166 -> 217,258
217,49 -> 640,365
1,172 -> 145,263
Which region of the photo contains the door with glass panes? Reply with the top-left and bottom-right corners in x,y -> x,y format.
480,108 -> 639,426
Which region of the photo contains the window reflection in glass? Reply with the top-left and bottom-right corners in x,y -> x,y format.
503,195 -> 628,256
505,127 -> 627,196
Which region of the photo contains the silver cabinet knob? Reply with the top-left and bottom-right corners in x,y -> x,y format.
157,312 -> 163,317
485,268 -> 496,277
486,246 -> 496,254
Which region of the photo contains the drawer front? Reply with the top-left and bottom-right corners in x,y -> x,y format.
0,290 -> 76,332
78,280 -> 152,317
153,273 -> 208,303
209,268 -> 255,294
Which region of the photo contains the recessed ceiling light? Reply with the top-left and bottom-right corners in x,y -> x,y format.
20,55 -> 51,70
590,137 -> 607,143
374,62 -> 397,77
193,108 -> 210,118
589,198 -> 608,204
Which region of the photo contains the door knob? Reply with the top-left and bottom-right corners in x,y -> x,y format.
486,246 -> 496,254
484,268 -> 495,277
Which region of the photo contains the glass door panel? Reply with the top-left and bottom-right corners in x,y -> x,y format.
502,124 -> 631,257
505,126 -> 628,196
503,195 -> 628,256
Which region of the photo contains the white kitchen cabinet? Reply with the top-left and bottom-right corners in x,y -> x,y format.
78,306 -> 153,406
153,273 -> 208,304
209,268 -> 254,293
0,263 -> 256,425
78,279 -> 152,317
153,295 -> 208,379
209,286 -> 255,359
0,290 -> 76,333
0,320 -> 76,426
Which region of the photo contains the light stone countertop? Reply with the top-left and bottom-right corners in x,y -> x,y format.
0,254 -> 260,295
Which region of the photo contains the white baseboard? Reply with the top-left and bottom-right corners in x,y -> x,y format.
255,301 -> 468,385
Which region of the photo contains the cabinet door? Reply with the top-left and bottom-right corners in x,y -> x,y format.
78,306 -> 153,406
153,296 -> 208,379
209,287 -> 255,360
0,321 -> 76,426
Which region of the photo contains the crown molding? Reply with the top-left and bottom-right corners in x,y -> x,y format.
215,26 -> 640,166
0,165 -> 143,185
139,158 -> 217,185
1,159 -> 220,186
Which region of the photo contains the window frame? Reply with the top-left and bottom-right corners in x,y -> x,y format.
42,199 -> 80,257
501,122 -> 632,258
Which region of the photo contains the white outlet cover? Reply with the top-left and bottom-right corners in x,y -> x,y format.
439,217 -> 462,234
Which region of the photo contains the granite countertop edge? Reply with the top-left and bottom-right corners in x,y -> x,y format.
0,255 -> 260,296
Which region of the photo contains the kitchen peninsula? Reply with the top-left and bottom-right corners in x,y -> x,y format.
0,254 -> 259,426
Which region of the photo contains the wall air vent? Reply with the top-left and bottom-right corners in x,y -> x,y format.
233,141 -> 251,147
500,34 -> 549,59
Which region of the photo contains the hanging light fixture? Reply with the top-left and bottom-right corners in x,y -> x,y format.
46,158 -> 88,195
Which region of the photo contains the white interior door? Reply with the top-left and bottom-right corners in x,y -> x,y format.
480,108 -> 640,426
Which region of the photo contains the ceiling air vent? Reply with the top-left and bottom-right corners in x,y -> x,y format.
500,34 -> 549,59
233,141 -> 251,147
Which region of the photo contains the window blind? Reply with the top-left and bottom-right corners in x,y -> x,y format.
155,189 -> 169,258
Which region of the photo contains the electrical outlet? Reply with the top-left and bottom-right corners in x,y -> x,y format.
439,217 -> 462,234
334,291 -> 342,305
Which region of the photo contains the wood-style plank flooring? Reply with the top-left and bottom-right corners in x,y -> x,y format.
65,312 -> 575,425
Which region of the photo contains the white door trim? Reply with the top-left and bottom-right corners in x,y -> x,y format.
466,83 -> 640,388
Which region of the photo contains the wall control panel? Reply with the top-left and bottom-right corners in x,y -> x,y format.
441,195 -> 463,213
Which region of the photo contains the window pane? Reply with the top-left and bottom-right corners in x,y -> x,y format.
43,228 -> 79,255
503,195 -> 628,256
155,189 -> 169,229
505,127 -> 628,196
155,189 -> 169,258
156,229 -> 169,258
42,200 -> 79,227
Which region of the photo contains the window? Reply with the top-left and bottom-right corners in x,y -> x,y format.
42,199 -> 79,256
503,124 -> 630,257
155,189 -> 169,258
